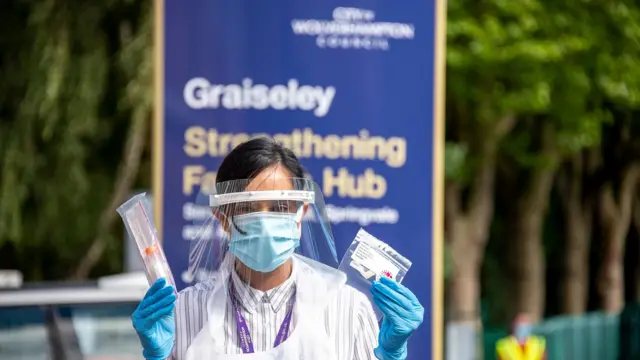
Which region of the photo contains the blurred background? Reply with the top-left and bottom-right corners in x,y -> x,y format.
1,0 -> 640,359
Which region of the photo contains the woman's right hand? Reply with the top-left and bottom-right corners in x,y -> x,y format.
131,277 -> 177,360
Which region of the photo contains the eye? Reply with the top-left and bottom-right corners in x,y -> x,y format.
234,203 -> 252,215
272,203 -> 290,213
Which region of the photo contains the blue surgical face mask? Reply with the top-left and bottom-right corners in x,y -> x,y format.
514,324 -> 533,341
229,212 -> 301,273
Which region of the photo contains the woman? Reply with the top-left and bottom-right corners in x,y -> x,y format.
131,137 -> 424,360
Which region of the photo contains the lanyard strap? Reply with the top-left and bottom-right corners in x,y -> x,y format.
230,283 -> 296,354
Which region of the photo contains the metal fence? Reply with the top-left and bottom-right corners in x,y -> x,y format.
535,313 -> 620,360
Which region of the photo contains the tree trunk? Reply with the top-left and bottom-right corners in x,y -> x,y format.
446,114 -> 515,322
512,124 -> 557,321
511,179 -> 553,321
562,214 -> 591,315
598,164 -> 640,313
562,211 -> 591,314
447,214 -> 483,321
599,225 -> 626,312
558,152 -> 595,315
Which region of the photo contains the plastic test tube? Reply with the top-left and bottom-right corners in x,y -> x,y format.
117,194 -> 176,289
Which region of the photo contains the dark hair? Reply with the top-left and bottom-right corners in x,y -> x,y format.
216,138 -> 305,236
216,137 -> 305,184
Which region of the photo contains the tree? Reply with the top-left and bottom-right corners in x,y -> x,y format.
72,0 -> 153,279
445,0 -> 517,322
591,1 -> 640,313
446,0 -> 604,322
0,0 -> 153,280
596,115 -> 640,312
496,0 -> 640,319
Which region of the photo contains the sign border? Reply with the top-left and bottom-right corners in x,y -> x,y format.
432,0 -> 447,359
153,0 -> 165,242
152,2 -> 447,359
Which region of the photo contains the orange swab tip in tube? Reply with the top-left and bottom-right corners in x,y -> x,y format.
145,245 -> 159,256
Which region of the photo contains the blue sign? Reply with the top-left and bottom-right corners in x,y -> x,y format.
154,1 -> 445,359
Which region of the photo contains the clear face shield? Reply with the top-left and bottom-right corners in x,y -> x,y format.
187,175 -> 339,288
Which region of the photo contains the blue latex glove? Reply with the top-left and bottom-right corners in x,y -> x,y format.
371,277 -> 424,360
132,278 -> 177,360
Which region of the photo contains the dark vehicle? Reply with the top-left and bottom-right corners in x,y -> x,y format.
0,272 -> 147,360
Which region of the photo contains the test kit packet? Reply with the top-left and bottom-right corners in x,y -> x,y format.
338,228 -> 412,320
117,193 -> 176,290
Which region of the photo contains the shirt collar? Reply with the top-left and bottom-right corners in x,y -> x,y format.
229,259 -> 297,313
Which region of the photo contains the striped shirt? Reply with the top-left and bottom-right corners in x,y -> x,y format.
169,260 -> 379,359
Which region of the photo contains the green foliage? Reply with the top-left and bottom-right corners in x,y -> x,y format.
597,3 -> 640,108
446,0 -> 640,176
0,1 -> 152,280
444,142 -> 469,182
447,0 -> 585,118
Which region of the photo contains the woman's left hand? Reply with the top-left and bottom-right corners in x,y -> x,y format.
371,277 -> 424,359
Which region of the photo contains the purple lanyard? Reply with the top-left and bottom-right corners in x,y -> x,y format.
230,283 -> 296,354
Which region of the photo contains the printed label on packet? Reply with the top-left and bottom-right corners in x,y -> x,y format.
350,240 -> 400,281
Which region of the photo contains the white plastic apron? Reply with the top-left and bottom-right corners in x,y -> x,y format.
185,254 -> 347,360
